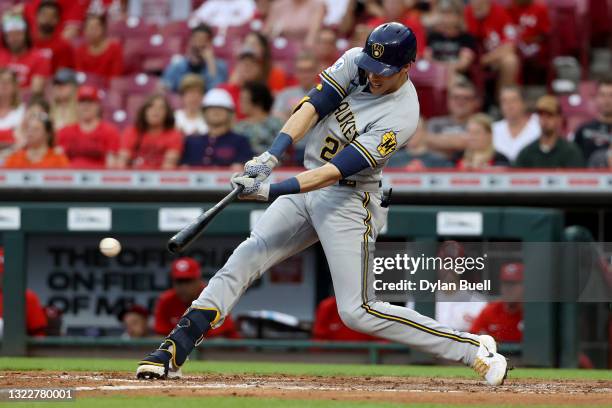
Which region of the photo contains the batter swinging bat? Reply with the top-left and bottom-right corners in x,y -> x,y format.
167,185 -> 245,253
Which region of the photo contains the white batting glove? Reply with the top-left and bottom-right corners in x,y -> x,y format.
243,151 -> 279,182
231,173 -> 270,201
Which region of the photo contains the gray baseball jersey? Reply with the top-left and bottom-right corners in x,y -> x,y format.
191,48 -> 482,366
304,47 -> 420,183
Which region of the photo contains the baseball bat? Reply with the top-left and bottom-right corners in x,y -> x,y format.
167,184 -> 245,253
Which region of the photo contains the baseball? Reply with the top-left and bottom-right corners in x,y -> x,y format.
99,237 -> 121,257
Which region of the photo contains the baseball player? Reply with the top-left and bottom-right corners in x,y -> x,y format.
137,22 -> 508,385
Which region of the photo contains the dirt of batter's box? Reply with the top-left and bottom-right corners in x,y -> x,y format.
1,370 -> 611,406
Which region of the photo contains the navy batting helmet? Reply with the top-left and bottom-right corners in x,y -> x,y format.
355,22 -> 417,77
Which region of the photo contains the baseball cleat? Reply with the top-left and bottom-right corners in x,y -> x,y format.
472,336 -> 508,386
136,340 -> 183,380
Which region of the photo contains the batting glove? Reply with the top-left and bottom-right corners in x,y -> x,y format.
243,151 -> 279,182
231,173 -> 270,201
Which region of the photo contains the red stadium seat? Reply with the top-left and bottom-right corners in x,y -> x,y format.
108,17 -> 156,41
159,21 -> 192,48
560,92 -> 597,135
123,35 -> 183,74
548,0 -> 591,75
270,37 -> 301,76
410,60 -> 449,118
110,74 -> 161,96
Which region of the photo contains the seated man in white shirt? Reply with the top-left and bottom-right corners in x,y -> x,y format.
493,85 -> 540,163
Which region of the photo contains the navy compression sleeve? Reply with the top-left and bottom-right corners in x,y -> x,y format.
330,144 -> 371,178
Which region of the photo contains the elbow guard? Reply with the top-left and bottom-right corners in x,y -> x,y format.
294,81 -> 343,120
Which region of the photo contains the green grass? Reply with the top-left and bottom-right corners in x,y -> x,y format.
0,397 -> 608,408
0,357 -> 611,381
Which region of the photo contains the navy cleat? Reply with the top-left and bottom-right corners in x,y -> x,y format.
136,307 -> 218,380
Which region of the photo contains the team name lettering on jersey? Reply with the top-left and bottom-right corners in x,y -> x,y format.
334,102 -> 358,141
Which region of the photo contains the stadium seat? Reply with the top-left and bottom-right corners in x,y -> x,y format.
560,92 -> 597,135
410,60 -> 449,118
548,0 -> 591,75
123,35 -> 183,74
270,37 -> 301,76
159,21 -> 192,48
110,74 -> 161,97
108,17 -> 156,41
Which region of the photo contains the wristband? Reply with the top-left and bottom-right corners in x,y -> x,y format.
268,132 -> 293,160
269,177 -> 300,199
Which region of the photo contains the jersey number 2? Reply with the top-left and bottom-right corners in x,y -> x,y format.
320,136 -> 340,161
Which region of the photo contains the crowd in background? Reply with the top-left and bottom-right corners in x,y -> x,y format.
0,0 -> 609,171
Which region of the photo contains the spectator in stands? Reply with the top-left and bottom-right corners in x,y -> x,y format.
119,304 -> 151,339
425,79 -> 479,161
588,145 -> 612,169
154,257 -> 239,338
313,27 -> 341,74
20,0 -> 87,40
31,0 -> 75,73
174,74 -> 208,137
235,81 -> 282,156
492,85 -> 540,163
515,95 -> 584,168
190,0 -> 256,30
241,32 -> 290,93
181,89 -> 253,168
162,24 -> 228,93
56,86 -> 121,169
0,248 -> 48,337
118,94 -> 183,169
388,118 -> 453,169
464,0 -> 519,90
87,0 -> 128,24
49,68 -> 78,131
506,0 -> 551,82
0,68 -> 25,159
74,14 -> 123,82
0,15 -> 51,94
127,0 -> 191,26
272,51 -> 319,122
313,296 -> 378,341
573,78 -> 612,162
457,113 -> 509,169
366,0 -> 426,57
470,262 -> 524,343
264,0 -> 326,48
4,111 -> 69,168
424,0 -> 476,80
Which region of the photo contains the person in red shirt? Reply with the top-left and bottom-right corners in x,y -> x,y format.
313,296 -> 379,341
56,85 -> 121,168
4,110 -> 70,168
470,262 -> 524,343
31,1 -> 75,73
22,0 -> 89,41
0,247 -> 48,336
74,14 -> 123,82
118,94 -> 183,169
0,15 -> 52,94
154,257 -> 239,339
366,0 -> 427,58
465,0 -> 520,89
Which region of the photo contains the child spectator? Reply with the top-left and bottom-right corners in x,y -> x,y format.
235,81 -> 282,156
572,78 -> 612,162
0,68 -> 25,157
154,257 -> 239,338
470,263 -> 524,343
457,113 -> 509,169
515,95 -> 584,168
118,94 -> 183,169
388,118 -> 453,169
74,14 -> 123,82
56,86 -> 121,169
162,24 -> 228,93
264,0 -> 325,48
424,0 -> 476,79
181,89 -> 253,168
464,0 -> 519,89
4,111 -> 69,168
31,0 -> 75,73
425,79 -> 479,160
118,304 -> 151,339
0,15 -> 51,94
174,74 -> 208,136
49,68 -> 78,131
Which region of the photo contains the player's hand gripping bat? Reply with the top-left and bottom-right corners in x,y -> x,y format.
167,184 -> 245,253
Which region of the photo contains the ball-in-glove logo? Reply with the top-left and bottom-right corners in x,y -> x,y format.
372,43 -> 384,59
377,131 -> 397,156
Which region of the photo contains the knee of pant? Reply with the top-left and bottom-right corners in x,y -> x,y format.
337,306 -> 370,333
